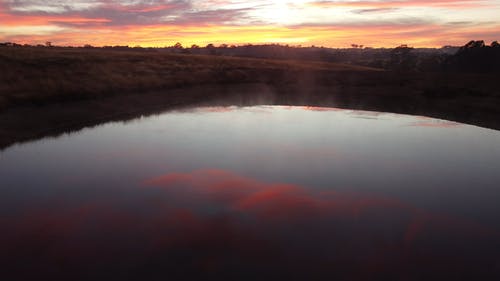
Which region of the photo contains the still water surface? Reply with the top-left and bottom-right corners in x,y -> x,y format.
1,106 -> 500,280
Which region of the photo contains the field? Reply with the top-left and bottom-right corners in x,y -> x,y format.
1,46 -> 499,149
0,46 -> 378,109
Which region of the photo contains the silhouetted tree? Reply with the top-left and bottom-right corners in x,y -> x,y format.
445,40 -> 500,72
206,43 -> 216,55
389,45 -> 416,71
461,40 -> 485,50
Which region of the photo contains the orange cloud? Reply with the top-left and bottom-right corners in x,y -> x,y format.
0,11 -> 111,27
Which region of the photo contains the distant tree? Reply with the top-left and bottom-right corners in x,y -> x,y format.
445,40 -> 500,73
219,44 -> 228,48
461,40 -> 485,50
389,45 -> 416,71
45,41 -> 52,47
491,41 -> 500,48
206,43 -> 216,55
173,42 -> 183,49
190,44 -> 200,49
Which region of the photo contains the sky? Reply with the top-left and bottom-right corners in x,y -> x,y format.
1,0 -> 499,48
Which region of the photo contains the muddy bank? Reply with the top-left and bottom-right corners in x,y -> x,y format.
1,82 -> 499,150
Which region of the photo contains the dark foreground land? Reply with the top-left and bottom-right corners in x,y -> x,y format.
1,46 -> 499,149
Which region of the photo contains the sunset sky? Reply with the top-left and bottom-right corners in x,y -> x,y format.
1,0 -> 499,48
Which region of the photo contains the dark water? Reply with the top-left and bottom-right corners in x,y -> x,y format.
1,106 -> 500,280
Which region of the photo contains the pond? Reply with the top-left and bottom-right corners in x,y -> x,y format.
1,105 -> 500,280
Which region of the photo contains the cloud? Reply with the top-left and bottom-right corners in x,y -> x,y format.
351,7 -> 398,14
1,0 -> 499,47
289,17 -> 436,28
308,0 -> 491,9
71,1 -> 192,26
5,0 -> 102,13
3,0 -> 192,26
162,7 -> 255,25
447,20 -> 475,25
0,25 -> 68,36
2,1 -> 254,27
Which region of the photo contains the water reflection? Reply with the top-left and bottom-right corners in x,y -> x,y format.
1,106 -> 500,280
2,168 -> 499,280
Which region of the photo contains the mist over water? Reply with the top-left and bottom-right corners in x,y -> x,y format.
1,106 -> 500,280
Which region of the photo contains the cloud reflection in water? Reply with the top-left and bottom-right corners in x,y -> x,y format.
2,168 -> 498,280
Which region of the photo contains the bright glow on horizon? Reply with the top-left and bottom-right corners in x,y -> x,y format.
1,0 -> 499,47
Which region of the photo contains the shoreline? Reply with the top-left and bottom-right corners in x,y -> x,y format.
1,82 -> 499,150
1,48 -> 499,150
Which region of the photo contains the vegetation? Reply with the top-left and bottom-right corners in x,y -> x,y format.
0,46 -> 375,110
445,40 -> 500,72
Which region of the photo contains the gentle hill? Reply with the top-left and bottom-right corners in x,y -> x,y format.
0,46 -> 378,110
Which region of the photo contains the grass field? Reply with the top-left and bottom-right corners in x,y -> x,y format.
0,46 -> 378,109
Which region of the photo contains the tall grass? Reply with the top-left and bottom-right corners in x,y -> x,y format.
0,47 -> 376,109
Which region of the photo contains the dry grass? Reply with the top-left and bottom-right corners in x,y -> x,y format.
0,46 -> 378,109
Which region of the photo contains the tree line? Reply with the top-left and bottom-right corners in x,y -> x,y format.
1,40 -> 498,72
